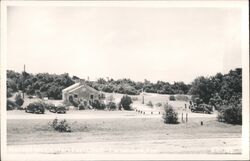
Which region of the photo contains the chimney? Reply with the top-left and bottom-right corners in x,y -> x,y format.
80,79 -> 85,85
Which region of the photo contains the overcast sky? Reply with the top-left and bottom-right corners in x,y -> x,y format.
7,6 -> 242,83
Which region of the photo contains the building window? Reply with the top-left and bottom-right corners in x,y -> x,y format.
69,95 -> 73,102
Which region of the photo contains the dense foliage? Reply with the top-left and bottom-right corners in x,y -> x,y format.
106,102 -> 117,110
87,78 -> 191,95
119,95 -> 133,110
7,70 -> 191,99
189,68 -> 242,124
169,95 -> 176,101
7,70 -> 74,100
49,118 -> 72,132
163,104 -> 179,124
92,100 -> 106,110
7,99 -> 19,110
189,68 -> 242,108
15,93 -> 24,106
218,103 -> 242,125
7,68 -> 242,122
146,101 -> 153,108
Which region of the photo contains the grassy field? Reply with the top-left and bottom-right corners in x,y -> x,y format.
7,117 -> 241,145
7,115 -> 241,154
7,93 -> 242,154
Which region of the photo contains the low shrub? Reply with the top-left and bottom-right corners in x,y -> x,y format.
155,102 -> 162,107
107,102 -> 117,110
71,100 -> 80,107
169,95 -> 176,101
119,95 -> 133,110
15,93 -> 24,106
163,104 -> 179,124
49,118 -> 72,132
7,88 -> 13,98
92,100 -> 106,110
7,99 -> 19,110
78,100 -> 89,110
218,103 -> 242,125
78,102 -> 85,110
146,101 -> 153,108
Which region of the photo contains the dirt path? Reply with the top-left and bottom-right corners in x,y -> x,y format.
7,138 -> 241,154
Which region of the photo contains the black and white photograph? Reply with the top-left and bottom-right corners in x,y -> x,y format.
1,0 -> 249,160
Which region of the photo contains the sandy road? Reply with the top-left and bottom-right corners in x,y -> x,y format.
7,138 -> 241,154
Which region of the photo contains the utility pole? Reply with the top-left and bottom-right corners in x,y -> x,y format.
142,88 -> 144,104
22,64 -> 26,99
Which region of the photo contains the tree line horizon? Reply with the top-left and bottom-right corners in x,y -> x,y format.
7,68 -> 242,106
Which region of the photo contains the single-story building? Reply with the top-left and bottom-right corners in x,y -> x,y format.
62,79 -> 102,109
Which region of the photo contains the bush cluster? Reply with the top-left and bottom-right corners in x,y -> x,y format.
50,118 -> 72,132
15,93 -> 24,106
155,102 -> 162,107
146,101 -> 153,108
218,103 -> 242,125
163,104 -> 179,124
119,95 -> 133,110
169,95 -> 176,101
7,88 -> 13,98
106,102 -> 117,110
92,100 -> 106,110
7,99 -> 19,110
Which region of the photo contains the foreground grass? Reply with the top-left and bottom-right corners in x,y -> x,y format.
7,117 -> 241,145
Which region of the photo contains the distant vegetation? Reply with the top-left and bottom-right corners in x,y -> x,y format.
7,70 -> 191,99
163,104 -> 179,124
146,101 -> 154,108
87,78 -> 191,95
7,70 -> 74,100
188,68 -> 242,124
119,95 -> 133,110
6,68 -> 242,124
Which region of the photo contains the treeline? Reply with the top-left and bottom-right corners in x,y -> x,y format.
189,68 -> 242,109
189,68 -> 242,124
7,68 -> 242,106
86,78 -> 191,95
7,70 -> 74,99
7,70 -> 191,99
7,68 -> 242,124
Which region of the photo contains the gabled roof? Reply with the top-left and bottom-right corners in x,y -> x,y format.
68,85 -> 85,93
63,82 -> 99,94
62,83 -> 80,92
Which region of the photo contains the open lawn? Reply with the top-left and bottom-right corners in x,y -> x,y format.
7,93 -> 241,154
7,113 -> 241,154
